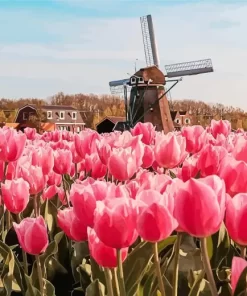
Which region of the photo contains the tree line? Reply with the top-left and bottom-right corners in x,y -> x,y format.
0,92 -> 246,130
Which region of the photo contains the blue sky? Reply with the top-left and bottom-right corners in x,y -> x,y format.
1,0 -> 247,109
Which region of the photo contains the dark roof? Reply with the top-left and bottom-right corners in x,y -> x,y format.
19,104 -> 77,111
107,116 -> 126,124
170,111 -> 178,121
42,105 -> 77,111
95,116 -> 126,127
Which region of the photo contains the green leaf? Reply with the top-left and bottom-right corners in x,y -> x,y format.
71,241 -> 90,282
46,257 -> 68,281
158,235 -> 177,253
31,232 -> 64,286
90,257 -> 106,287
188,278 -> 210,296
44,279 -> 56,296
85,279 -> 105,296
123,241 -> 154,296
40,231 -> 64,267
141,237 -> 176,296
24,275 -> 41,296
77,264 -> 92,292
12,252 -> 28,294
206,223 -> 230,269
43,200 -> 57,234
0,240 -> 15,296
233,266 -> 247,296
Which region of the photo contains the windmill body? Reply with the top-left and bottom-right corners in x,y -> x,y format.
108,14 -> 214,133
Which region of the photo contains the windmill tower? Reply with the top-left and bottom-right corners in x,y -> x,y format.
109,15 -> 214,133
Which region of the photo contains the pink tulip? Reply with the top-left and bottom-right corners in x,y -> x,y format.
88,228 -> 128,268
210,119 -> 231,139
136,190 -> 178,242
2,178 -> 30,213
179,154 -> 199,182
181,125 -> 207,154
13,216 -> 48,255
94,197 -> 138,249
57,208 -> 87,242
197,144 -> 228,177
142,145 -> 154,169
69,142 -> 83,163
53,149 -> 72,175
174,175 -> 226,237
231,257 -> 247,294
131,122 -> 156,145
125,180 -> 140,199
70,181 -> 107,227
96,139 -> 112,166
232,136 -> 247,162
0,128 -> 26,162
105,182 -> 130,198
24,127 -> 36,140
225,193 -> 247,246
46,171 -> 62,186
108,147 -> 138,181
137,171 -> 172,194
31,146 -> 54,175
154,133 -> 187,169
74,130 -> 100,158
84,153 -> 107,179
218,156 -> 247,197
19,165 -> 46,195
42,185 -> 58,200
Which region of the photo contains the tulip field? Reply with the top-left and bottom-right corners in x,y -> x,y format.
1,119 -> 247,296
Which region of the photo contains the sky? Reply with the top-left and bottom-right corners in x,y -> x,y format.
1,0 -> 247,109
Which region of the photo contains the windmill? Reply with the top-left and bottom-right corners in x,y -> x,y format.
109,14 -> 214,132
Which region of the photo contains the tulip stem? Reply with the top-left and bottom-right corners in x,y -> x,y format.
104,268 -> 114,296
153,242 -> 166,296
116,249 -> 126,296
200,238 -> 218,296
62,175 -> 70,207
33,195 -> 39,217
172,233 -> 182,296
2,162 -> 11,231
240,246 -> 246,259
17,215 -> 28,274
36,255 -> 44,296
112,268 -> 120,296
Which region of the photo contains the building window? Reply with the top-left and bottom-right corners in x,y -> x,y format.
47,111 -> 52,119
23,112 -> 28,120
77,126 -> 80,133
175,118 -> 181,124
72,112 -> 77,120
59,111 -> 65,120
185,118 -> 190,124
58,126 -> 67,131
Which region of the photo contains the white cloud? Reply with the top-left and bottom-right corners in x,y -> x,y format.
1,2 -> 247,109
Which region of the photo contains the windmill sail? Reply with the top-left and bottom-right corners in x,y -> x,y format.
140,15 -> 160,67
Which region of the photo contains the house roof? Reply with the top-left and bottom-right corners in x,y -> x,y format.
41,105 -> 77,111
96,116 -> 126,127
170,111 -> 178,121
17,104 -> 77,111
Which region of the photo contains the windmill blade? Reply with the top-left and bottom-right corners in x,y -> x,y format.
140,15 -> 160,68
165,59 -> 214,78
109,78 -> 131,94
